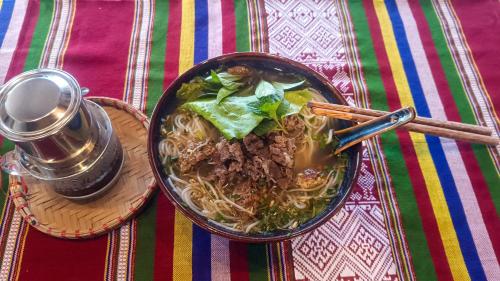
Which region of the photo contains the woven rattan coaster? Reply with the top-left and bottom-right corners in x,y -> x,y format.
8,97 -> 156,239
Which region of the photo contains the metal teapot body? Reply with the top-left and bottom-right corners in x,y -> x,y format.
0,69 -> 123,199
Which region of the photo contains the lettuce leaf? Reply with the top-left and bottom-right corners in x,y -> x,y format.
182,95 -> 264,139
216,87 -> 238,104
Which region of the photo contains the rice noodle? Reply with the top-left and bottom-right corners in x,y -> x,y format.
158,88 -> 346,233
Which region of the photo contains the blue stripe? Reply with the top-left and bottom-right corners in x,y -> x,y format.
194,0 -> 208,64
384,0 -> 487,280
192,225 -> 211,281
192,1 -> 211,281
0,0 -> 15,47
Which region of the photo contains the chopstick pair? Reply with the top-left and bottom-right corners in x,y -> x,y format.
308,101 -> 499,146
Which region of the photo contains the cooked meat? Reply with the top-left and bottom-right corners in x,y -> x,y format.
243,134 -> 265,154
216,138 -> 245,172
283,115 -> 305,138
244,156 -> 266,181
233,180 -> 259,211
268,133 -> 296,168
178,140 -> 215,173
212,138 -> 246,185
227,66 -> 252,77
207,122 -> 301,189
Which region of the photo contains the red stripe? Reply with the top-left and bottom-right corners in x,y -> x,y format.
17,229 -> 108,280
229,242 -> 250,281
408,0 -> 500,260
162,0 -> 182,89
221,0 -> 236,54
449,0 -> 500,112
5,0 -> 39,79
153,195 -> 176,281
62,1 -> 135,100
362,1 -> 453,280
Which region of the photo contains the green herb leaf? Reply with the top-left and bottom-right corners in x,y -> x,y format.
176,76 -> 220,101
253,119 -> 277,136
216,87 -> 238,104
209,70 -> 243,90
247,94 -> 282,122
276,98 -> 291,118
255,80 -> 284,99
272,80 -> 305,91
278,89 -> 313,117
182,95 -> 264,139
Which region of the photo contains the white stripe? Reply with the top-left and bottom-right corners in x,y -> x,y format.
0,0 -> 28,83
131,0 -> 154,110
207,0 -> 223,58
397,2 -> 500,279
116,222 -> 132,281
0,209 -> 23,280
211,236 -> 231,281
47,0 -> 71,68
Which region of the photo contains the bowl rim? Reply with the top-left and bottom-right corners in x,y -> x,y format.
147,52 -> 363,242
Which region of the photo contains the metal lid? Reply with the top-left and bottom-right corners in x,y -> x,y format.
0,69 -> 82,141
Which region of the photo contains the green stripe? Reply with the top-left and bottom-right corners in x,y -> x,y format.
133,192 -> 159,280
0,142 -> 14,203
347,1 -> 437,280
135,1 -> 170,279
23,0 -> 54,70
248,244 -> 269,281
146,0 -> 170,115
419,0 -> 500,214
234,0 -> 250,52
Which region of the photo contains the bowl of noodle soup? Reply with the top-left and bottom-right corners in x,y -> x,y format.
148,53 -> 362,242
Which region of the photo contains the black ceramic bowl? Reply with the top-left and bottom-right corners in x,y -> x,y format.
148,53 -> 361,242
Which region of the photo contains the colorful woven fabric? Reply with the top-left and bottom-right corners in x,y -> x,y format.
0,0 -> 498,280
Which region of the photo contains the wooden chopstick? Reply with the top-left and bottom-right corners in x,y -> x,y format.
309,105 -> 499,146
309,101 -> 492,136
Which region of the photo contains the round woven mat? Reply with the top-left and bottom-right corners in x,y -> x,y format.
8,97 -> 156,239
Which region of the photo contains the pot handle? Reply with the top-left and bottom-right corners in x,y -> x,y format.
81,87 -> 90,96
0,150 -> 25,176
333,107 -> 416,154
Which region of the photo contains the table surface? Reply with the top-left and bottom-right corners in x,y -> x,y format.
0,0 -> 498,281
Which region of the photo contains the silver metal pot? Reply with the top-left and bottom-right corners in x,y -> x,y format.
0,69 -> 124,199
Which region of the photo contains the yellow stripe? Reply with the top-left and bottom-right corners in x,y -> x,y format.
173,212 -> 193,281
178,0 -> 195,74
103,234 -> 112,280
172,0 -> 195,280
372,1 -> 470,280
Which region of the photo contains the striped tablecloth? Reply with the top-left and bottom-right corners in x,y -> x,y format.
0,0 -> 498,280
